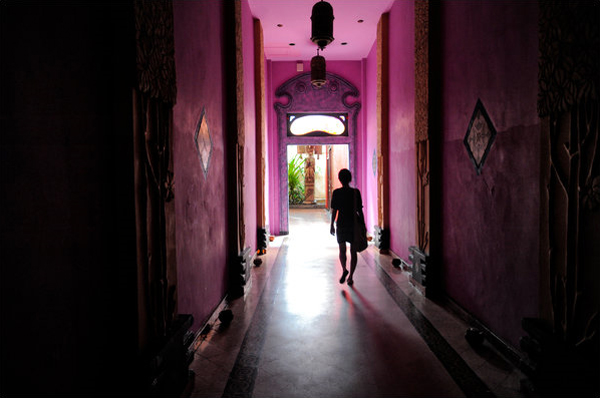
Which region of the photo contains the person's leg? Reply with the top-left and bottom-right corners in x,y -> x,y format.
338,242 -> 349,283
347,245 -> 358,285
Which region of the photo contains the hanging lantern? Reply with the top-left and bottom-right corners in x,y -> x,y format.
310,0 -> 334,50
311,50 -> 327,88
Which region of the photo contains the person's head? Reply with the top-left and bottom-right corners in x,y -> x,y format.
338,168 -> 352,186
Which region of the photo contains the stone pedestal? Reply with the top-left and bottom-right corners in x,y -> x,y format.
373,226 -> 389,251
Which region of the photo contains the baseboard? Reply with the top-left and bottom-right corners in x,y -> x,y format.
380,248 -> 525,369
191,247 -> 260,352
378,248 -> 425,295
440,295 -> 525,368
190,296 -> 229,352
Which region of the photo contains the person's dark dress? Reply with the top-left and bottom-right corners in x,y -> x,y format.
331,186 -> 363,244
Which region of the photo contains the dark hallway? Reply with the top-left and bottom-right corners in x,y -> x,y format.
1,1 -> 598,397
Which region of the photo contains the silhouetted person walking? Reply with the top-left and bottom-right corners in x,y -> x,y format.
330,168 -> 365,286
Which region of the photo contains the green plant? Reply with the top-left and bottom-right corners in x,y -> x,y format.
288,154 -> 305,205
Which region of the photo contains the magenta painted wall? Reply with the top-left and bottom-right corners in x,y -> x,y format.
173,1 -> 229,331
263,53 -> 271,229
267,60 -> 277,232
388,0 -> 417,261
364,44 -> 378,234
440,1 -> 540,347
267,61 -> 363,235
242,0 -> 257,253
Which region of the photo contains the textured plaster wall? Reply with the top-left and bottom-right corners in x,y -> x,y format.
173,0 -> 229,331
267,61 -> 362,235
388,0 -> 417,262
267,60 -> 277,233
263,54 -> 270,229
364,43 -> 378,234
440,1 -> 540,347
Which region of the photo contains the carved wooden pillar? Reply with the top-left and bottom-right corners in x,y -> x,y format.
133,0 -> 178,352
225,0 -> 252,298
234,0 -> 246,254
133,1 -> 193,394
415,1 -> 430,255
521,2 -> 599,395
255,18 -> 268,254
412,1 -> 430,291
538,0 -> 599,353
375,13 -> 390,251
412,1 -> 441,296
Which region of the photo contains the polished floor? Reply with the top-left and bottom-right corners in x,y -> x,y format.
186,209 -> 526,398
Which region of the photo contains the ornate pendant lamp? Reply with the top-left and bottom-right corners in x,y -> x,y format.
311,49 -> 327,88
310,1 -> 333,88
310,0 -> 334,50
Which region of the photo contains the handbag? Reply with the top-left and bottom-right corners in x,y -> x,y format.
351,188 -> 368,252
353,212 -> 368,252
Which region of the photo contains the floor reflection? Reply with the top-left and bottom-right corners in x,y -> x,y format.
190,208 -> 527,398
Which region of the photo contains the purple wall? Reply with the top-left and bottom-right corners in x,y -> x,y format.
173,1 -> 229,331
388,0 -> 417,262
267,60 -> 277,232
440,1 -> 540,346
364,44 -> 378,234
242,0 -> 257,254
267,61 -> 362,235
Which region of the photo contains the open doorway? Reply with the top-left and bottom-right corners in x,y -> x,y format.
287,144 -> 349,231
274,72 -> 360,235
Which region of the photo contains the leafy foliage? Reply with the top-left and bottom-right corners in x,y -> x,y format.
288,154 -> 305,205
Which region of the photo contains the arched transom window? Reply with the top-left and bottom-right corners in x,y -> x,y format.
287,113 -> 348,137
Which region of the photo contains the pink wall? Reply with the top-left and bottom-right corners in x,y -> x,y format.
364,44 -> 378,234
388,1 -> 416,261
173,1 -> 229,331
263,53 -> 270,229
242,0 -> 257,253
440,1 -> 540,347
267,60 -> 277,232
267,61 -> 363,235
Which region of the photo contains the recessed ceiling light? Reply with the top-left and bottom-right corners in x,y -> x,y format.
357,19 -> 364,23
289,43 -> 295,46
277,24 -> 283,27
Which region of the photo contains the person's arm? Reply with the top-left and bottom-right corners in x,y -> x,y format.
330,209 -> 338,236
356,189 -> 365,220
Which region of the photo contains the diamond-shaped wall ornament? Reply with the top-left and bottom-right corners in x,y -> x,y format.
372,149 -> 377,177
194,107 -> 212,179
464,99 -> 497,175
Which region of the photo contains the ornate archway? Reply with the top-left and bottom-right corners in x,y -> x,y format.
274,72 -> 361,234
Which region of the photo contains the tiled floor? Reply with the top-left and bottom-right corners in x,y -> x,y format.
186,208 -> 527,398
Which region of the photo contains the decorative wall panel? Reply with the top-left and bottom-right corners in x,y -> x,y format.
194,107 -> 212,179
533,2 -> 599,386
376,13 -> 389,235
133,0 -> 178,352
464,99 -> 497,176
415,1 -> 430,254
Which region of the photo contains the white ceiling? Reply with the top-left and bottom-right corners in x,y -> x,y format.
248,0 -> 394,61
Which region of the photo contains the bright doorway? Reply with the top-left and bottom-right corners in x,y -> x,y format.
287,144 -> 349,210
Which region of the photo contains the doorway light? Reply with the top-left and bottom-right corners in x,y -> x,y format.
289,114 -> 346,136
